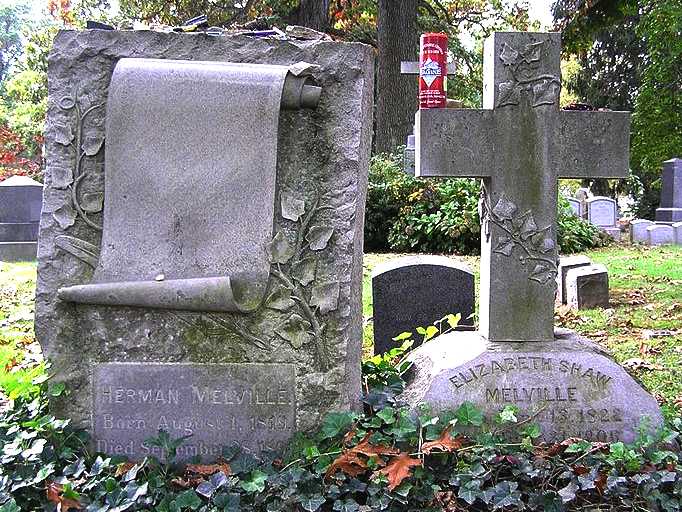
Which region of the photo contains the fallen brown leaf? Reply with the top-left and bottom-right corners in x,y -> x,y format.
421,426 -> 464,454
185,462 -> 231,477
46,482 -> 82,511
375,452 -> 422,490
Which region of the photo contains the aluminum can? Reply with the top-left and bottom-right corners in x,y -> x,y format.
419,33 -> 448,109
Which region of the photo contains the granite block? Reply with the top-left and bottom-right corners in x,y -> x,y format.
565,264 -> 609,310
556,255 -> 591,305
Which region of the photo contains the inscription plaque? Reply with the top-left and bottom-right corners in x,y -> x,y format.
93,363 -> 296,461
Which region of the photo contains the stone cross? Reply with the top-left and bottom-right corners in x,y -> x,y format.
414,32 -> 630,342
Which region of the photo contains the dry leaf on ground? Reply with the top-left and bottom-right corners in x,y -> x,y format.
375,452 -> 422,490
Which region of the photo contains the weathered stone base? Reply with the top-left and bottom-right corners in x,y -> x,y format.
656,208 -> 682,222
400,329 -> 662,443
0,241 -> 37,262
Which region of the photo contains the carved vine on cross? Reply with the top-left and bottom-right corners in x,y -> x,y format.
496,40 -> 560,109
481,183 -> 558,285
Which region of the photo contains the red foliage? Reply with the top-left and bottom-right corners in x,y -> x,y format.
0,125 -> 40,181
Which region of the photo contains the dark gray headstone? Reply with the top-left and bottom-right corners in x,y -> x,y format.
566,264 -> 609,309
556,255 -> 591,305
37,30 -> 374,461
655,158 -> 682,222
372,255 -> 474,354
0,175 -> 43,261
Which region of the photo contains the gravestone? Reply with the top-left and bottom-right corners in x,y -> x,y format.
37,30 -> 374,461
630,219 -> 653,244
655,158 -> 682,222
566,197 -> 582,217
646,224 -> 675,246
673,222 -> 682,245
565,264 -> 609,310
586,196 -> 620,240
372,255 -> 474,355
401,31 -> 662,442
575,188 -> 591,219
403,134 -> 415,175
556,255 -> 591,305
0,175 -> 43,261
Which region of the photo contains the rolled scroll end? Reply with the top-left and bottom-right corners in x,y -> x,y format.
57,275 -> 267,313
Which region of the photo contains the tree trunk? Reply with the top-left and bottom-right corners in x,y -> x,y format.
375,0 -> 418,154
295,0 -> 330,31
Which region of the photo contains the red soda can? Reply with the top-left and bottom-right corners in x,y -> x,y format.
419,33 -> 448,109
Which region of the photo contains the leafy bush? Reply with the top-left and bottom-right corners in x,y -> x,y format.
365,154 -> 613,255
2,353 -> 681,511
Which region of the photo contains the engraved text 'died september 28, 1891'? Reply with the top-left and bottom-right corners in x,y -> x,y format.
93,363 -> 296,461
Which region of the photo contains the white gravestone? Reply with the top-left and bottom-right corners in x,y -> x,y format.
630,219 -> 654,244
646,224 -> 675,246
673,222 -> 682,245
566,197 -> 582,217
586,196 -> 617,227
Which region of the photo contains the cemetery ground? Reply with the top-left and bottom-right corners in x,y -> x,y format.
1,245 -> 682,511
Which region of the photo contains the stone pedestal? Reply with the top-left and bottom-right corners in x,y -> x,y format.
400,330 -> 662,443
655,158 -> 682,222
0,175 -> 43,261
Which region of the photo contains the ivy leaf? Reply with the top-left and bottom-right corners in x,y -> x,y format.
532,79 -> 560,107
519,214 -> 538,240
306,225 -> 334,251
493,236 -> 514,257
270,231 -> 294,264
455,402 -> 484,426
499,43 -> 519,65
292,257 -> 317,286
522,41 -> 544,64
52,204 -> 76,230
332,499 -> 360,512
125,481 -> 148,501
300,495 -> 326,512
175,489 -> 202,509
321,411 -> 357,439
376,453 -> 422,491
51,166 -> 73,189
445,313 -> 461,329
458,479 -> 482,505
53,122 -> 74,146
275,314 -> 311,349
55,236 -> 99,268
483,481 -> 521,509
496,81 -> 520,107
529,264 -> 554,284
532,232 -> 555,254
558,480 -> 578,503
491,194 -> 517,220
309,281 -> 340,314
392,332 -> 412,342
281,193 -> 305,222
241,470 -> 268,493
81,192 -> 104,213
46,482 -> 82,512
82,134 -> 104,156
266,288 -> 296,311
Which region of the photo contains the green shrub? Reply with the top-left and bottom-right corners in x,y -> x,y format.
365,154 -> 613,255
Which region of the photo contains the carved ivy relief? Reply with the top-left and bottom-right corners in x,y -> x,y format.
481,184 -> 558,284
496,40 -> 560,109
177,192 -> 338,371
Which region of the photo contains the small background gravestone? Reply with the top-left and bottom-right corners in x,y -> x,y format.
566,197 -> 582,217
565,264 -> 610,310
646,224 -> 675,246
372,255 -> 474,354
0,175 -> 43,261
556,255 -> 592,305
630,219 -> 653,244
655,158 -> 682,222
575,187 -> 591,219
586,196 -> 620,239
673,222 -> 682,245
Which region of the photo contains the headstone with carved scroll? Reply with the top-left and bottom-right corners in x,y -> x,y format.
36,30 -> 373,461
400,31 -> 662,443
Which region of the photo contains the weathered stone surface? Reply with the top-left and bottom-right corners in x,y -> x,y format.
630,219 -> 654,244
586,196 -> 617,227
566,264 -> 609,310
93,363 -> 296,461
400,330 -> 663,443
372,255 -> 474,354
414,32 -> 630,342
37,30 -> 374,460
673,222 -> 682,245
556,255 -> 591,305
655,158 -> 682,222
566,197 -> 582,217
0,175 -> 43,261
646,224 -> 675,246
